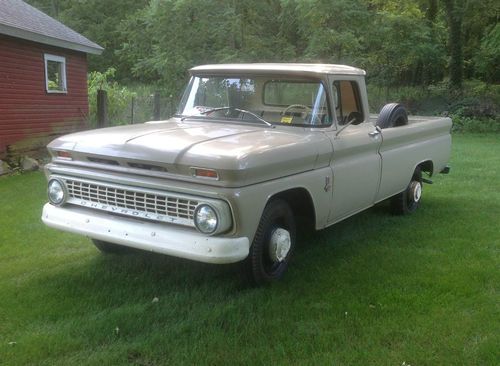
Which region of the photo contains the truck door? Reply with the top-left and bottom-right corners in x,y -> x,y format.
326,78 -> 382,223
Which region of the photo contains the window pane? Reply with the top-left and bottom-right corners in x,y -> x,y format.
180,77 -> 257,116
47,60 -> 64,91
333,80 -> 363,125
264,81 -> 320,106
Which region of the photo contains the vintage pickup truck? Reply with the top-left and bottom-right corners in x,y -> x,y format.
42,64 -> 451,284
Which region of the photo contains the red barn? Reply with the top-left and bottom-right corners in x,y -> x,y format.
0,0 -> 103,162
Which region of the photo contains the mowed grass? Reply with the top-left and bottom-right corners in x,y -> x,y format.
0,134 -> 498,365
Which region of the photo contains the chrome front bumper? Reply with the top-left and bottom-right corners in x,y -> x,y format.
42,203 -> 250,264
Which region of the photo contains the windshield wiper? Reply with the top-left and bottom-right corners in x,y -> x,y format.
188,106 -> 274,127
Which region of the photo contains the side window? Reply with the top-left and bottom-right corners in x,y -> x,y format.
333,80 -> 364,125
44,54 -> 67,93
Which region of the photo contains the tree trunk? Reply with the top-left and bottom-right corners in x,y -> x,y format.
51,0 -> 59,17
426,0 -> 438,23
443,0 -> 464,89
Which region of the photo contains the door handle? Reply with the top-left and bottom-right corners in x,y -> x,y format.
368,129 -> 381,138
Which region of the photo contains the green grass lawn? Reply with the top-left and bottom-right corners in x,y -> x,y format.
0,134 -> 498,365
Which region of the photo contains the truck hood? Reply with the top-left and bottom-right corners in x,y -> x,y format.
48,119 -> 332,187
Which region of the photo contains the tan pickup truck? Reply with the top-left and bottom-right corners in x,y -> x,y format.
42,64 -> 451,284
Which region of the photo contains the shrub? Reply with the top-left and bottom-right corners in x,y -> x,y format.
368,80 -> 499,133
88,68 -> 136,127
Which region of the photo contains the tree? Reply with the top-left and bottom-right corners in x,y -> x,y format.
300,0 -> 368,63
474,23 -> 500,82
363,1 -> 446,87
26,0 -> 148,79
442,0 -> 464,88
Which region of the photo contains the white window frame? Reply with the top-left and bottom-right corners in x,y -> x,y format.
44,54 -> 67,93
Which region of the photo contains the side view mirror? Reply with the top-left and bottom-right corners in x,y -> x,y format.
347,111 -> 363,125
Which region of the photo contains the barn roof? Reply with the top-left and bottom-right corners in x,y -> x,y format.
0,0 -> 103,54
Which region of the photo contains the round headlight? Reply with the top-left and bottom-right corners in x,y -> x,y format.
194,204 -> 218,234
48,179 -> 66,205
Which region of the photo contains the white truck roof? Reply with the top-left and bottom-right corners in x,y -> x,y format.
190,63 -> 366,76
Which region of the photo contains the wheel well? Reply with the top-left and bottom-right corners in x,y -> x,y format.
270,188 -> 316,231
418,160 -> 434,176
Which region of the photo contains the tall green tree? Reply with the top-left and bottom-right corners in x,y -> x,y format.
292,0 -> 368,63
442,0 -> 464,88
363,1 -> 446,87
117,0 -> 294,92
460,0 -> 500,80
474,23 -> 500,82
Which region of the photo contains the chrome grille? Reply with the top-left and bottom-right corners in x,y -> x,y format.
64,178 -> 198,226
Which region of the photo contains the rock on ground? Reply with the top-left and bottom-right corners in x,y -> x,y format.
21,156 -> 39,171
0,160 -> 10,175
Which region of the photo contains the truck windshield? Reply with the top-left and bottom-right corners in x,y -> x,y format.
177,75 -> 331,126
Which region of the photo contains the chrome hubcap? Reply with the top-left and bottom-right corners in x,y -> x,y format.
410,181 -> 422,202
268,228 -> 291,262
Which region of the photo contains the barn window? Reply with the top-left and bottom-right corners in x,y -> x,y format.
44,54 -> 67,93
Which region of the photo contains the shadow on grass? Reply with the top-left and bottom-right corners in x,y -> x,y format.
20,193 -> 475,318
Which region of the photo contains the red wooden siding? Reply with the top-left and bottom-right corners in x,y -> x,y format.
0,34 -> 89,159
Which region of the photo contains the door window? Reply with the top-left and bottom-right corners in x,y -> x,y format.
332,80 -> 364,125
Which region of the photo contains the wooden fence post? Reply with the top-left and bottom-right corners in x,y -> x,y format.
169,94 -> 174,118
153,91 -> 161,121
130,96 -> 135,124
97,89 -> 108,127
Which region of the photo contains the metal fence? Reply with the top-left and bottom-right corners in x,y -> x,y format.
125,94 -> 177,124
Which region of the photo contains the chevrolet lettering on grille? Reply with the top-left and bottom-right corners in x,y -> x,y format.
62,178 -> 199,227
76,199 -> 183,224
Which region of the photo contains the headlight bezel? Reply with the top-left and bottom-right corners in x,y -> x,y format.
47,178 -> 67,206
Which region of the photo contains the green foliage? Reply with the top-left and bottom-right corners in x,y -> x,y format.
25,0 -> 499,115
364,7 -> 447,86
450,112 -> 499,133
26,0 -> 148,78
461,0 -> 500,79
474,23 -> 500,82
448,81 -> 500,132
294,0 -> 367,62
87,68 -> 136,126
115,0 -> 296,94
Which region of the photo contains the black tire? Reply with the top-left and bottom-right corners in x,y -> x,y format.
391,167 -> 423,215
92,239 -> 131,254
247,199 -> 296,285
376,103 -> 408,129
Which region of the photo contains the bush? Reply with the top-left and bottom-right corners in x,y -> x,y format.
88,68 -> 136,127
450,109 -> 499,133
368,80 -> 500,133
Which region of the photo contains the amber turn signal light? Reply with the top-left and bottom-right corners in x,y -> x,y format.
193,168 -> 218,179
56,151 -> 72,160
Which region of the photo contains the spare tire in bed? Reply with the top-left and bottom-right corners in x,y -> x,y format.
376,103 -> 408,129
